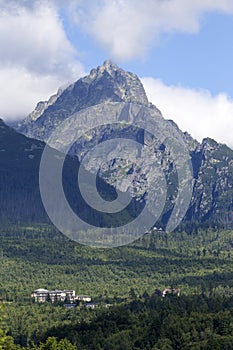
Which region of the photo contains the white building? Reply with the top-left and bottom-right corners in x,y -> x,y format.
31,289 -> 49,303
31,289 -> 76,303
75,295 -> 92,302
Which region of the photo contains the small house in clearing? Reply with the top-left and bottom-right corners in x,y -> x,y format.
154,288 -> 180,298
75,295 -> 92,303
162,288 -> 180,297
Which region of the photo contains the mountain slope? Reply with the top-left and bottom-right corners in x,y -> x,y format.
14,61 -> 233,229
0,119 -> 47,222
188,137 -> 233,227
0,119 -> 140,229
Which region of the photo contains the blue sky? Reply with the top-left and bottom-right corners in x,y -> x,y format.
76,11 -> 233,97
1,0 -> 233,146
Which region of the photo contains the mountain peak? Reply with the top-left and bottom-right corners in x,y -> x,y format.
16,61 -> 149,139
103,59 -> 117,68
89,59 -> 119,77
83,60 -> 149,105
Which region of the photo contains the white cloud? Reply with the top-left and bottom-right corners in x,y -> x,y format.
74,0 -> 233,61
0,1 -> 85,121
0,67 -> 66,121
142,77 -> 233,148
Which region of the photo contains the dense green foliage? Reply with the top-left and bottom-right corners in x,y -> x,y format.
0,225 -> 233,349
37,293 -> 233,350
1,225 -> 233,302
2,294 -> 233,349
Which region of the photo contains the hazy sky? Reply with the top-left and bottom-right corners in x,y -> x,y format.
1,0 -> 233,147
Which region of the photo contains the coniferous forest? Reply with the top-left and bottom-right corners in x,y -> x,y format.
0,225 -> 233,349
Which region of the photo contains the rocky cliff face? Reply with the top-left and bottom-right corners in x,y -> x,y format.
188,138 -> 233,227
15,61 -> 233,229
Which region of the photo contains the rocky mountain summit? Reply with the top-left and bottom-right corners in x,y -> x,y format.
15,61 -> 233,230
17,60 -> 151,141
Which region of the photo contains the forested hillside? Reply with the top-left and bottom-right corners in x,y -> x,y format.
0,226 -> 233,349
